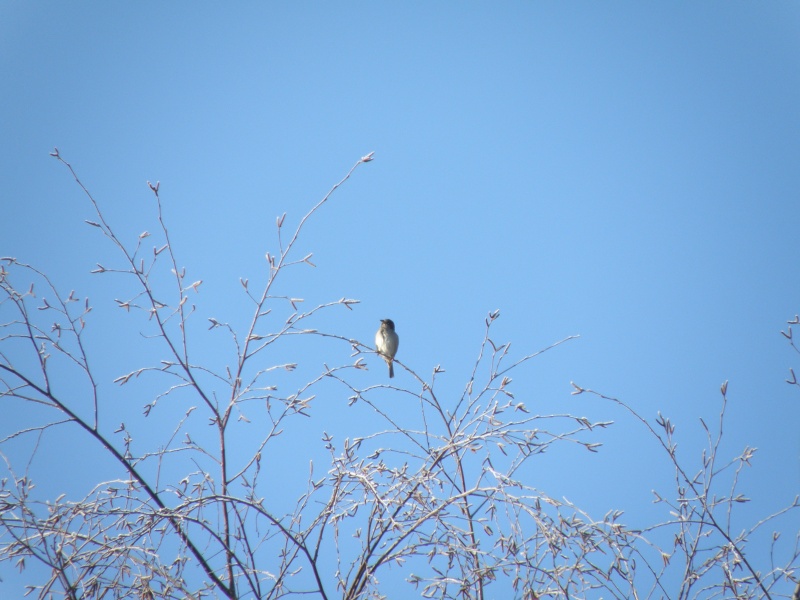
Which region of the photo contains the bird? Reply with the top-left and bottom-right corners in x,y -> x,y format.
375,319 -> 399,378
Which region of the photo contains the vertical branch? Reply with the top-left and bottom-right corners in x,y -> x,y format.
217,152 -> 373,594
149,182 -> 191,365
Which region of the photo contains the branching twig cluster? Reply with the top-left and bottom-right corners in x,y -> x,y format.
781,316 -> 800,391
0,152 -> 797,599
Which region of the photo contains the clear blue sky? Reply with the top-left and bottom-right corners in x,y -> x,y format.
2,2 -> 799,596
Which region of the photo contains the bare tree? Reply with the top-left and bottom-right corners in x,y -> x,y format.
1,151 -> 797,599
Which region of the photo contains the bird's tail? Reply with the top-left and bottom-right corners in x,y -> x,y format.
388,361 -> 394,378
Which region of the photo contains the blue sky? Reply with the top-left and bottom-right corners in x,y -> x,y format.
2,2 -> 799,596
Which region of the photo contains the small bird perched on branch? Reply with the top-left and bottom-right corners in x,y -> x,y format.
375,319 -> 399,378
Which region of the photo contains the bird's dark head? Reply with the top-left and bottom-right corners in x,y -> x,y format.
381,319 -> 395,331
